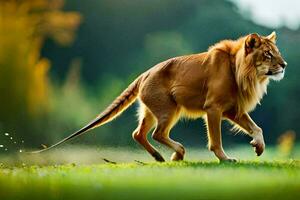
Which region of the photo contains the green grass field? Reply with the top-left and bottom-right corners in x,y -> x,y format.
0,146 -> 299,200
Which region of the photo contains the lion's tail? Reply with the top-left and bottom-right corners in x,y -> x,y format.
29,75 -> 143,153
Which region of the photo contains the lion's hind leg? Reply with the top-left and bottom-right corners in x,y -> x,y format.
132,104 -> 165,162
147,99 -> 186,161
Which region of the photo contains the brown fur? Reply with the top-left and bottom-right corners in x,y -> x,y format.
33,32 -> 287,162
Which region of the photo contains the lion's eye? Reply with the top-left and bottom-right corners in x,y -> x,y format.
264,51 -> 273,59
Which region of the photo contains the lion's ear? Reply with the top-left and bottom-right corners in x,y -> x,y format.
245,33 -> 261,54
266,31 -> 277,43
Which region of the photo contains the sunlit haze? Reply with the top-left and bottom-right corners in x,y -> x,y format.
231,0 -> 300,29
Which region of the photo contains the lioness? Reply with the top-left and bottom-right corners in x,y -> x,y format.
34,32 -> 287,162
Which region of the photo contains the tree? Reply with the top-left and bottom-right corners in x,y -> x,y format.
0,0 -> 81,145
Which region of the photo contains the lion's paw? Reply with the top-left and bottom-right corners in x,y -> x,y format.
250,137 -> 265,156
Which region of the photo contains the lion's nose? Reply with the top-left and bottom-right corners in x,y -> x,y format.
280,61 -> 287,68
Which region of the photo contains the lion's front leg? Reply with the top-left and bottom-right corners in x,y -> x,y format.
225,112 -> 265,156
205,108 -> 237,162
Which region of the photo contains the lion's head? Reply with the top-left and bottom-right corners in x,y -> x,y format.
234,32 -> 287,114
243,32 -> 287,81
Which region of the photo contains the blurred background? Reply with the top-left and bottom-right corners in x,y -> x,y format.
0,0 -> 299,160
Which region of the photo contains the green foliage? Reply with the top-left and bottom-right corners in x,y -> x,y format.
51,0 -> 298,146
1,0 -> 299,149
144,31 -> 193,61
45,64 -> 129,144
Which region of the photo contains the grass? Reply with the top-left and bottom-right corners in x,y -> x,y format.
0,146 -> 300,200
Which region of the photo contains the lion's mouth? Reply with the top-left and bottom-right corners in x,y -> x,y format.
265,70 -> 284,76
265,69 -> 285,81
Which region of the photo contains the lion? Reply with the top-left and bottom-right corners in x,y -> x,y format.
33,32 -> 287,162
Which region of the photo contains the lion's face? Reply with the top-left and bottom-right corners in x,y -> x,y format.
244,32 -> 287,81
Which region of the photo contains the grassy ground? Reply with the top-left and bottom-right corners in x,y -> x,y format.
0,146 -> 300,200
